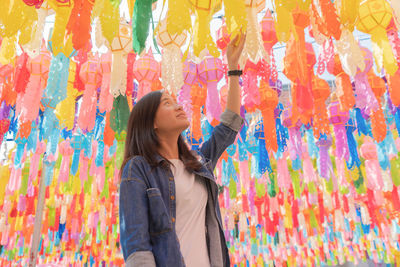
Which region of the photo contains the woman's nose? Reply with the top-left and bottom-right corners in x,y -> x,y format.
175,103 -> 183,110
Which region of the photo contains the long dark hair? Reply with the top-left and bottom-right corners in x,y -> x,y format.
120,91 -> 202,177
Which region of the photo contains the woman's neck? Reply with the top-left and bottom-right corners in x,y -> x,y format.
157,134 -> 180,160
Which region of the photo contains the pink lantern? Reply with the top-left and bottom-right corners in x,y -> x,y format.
78,54 -> 102,131
198,56 -> 224,123
19,45 -> 51,123
261,9 -> 278,54
178,59 -> 197,121
59,140 -> 73,183
99,53 -> 114,113
328,101 -> 350,161
360,137 -> 383,190
354,46 -> 379,115
133,50 -> 160,101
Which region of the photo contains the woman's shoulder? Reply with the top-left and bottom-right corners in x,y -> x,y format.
121,156 -> 150,180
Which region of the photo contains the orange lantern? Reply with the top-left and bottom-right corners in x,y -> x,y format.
312,76 -> 331,139
190,83 -> 207,140
258,80 -> 279,153
332,54 -> 355,112
368,70 -> 387,143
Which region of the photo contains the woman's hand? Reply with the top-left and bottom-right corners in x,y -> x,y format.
226,32 -> 246,70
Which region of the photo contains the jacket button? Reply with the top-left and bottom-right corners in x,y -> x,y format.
169,177 -> 174,181
170,195 -> 175,200
172,217 -> 175,223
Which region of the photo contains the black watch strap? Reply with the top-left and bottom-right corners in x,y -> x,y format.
227,70 -> 243,76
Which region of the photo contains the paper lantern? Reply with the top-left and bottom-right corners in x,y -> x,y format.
19,45 -> 51,123
242,61 -> 261,111
66,0 -> 95,51
258,80 -> 278,153
368,70 -> 387,143
329,101 -> 350,161
92,0 -> 119,46
261,9 -> 278,54
216,22 -> 230,51
335,28 -> 366,77
132,50 -> 160,101
357,0 -> 398,75
156,18 -> 187,94
77,55 -> 102,132
48,0 -> 74,57
360,137 -> 383,190
387,69 -> 400,106
22,3 -> 50,58
312,76 -> 331,139
98,53 -> 114,113
59,140 -> 73,183
198,56 -> 224,123
332,54 -> 355,112
239,0 -> 267,65
386,19 -> 400,66
110,19 -> 133,97
178,59 -> 197,121
353,46 -> 380,116
318,0 -> 342,40
389,0 -> 400,29
190,84 -> 207,140
190,0 -> 220,58
55,61 -> 82,130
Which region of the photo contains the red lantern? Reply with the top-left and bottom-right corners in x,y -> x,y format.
261,9 -> 278,54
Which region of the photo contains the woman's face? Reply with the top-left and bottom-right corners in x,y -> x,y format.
154,92 -> 190,134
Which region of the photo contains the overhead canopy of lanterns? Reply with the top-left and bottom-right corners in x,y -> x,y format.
0,0 -> 400,266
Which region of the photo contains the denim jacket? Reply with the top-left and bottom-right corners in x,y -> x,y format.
119,110 -> 244,267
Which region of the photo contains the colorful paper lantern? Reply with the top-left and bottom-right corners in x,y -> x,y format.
198,56 -> 224,123
132,50 -> 160,101
110,19 -> 133,97
77,54 -> 102,132
156,18 -> 187,94
357,0 -> 398,75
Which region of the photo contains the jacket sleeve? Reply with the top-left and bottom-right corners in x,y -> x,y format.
119,158 -> 156,267
200,109 -> 244,170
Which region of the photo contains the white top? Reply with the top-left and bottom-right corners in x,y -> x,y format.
170,159 -> 211,267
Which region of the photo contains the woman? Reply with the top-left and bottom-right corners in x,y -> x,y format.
119,33 -> 246,267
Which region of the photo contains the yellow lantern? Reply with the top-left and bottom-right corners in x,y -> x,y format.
357,0 -> 398,75
189,0 -> 221,58
156,19 -> 187,94
92,0 -> 119,46
48,0 -> 74,57
109,18 -> 133,97
222,0 -> 247,40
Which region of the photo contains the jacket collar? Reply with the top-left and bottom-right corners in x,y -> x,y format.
155,152 -> 216,182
